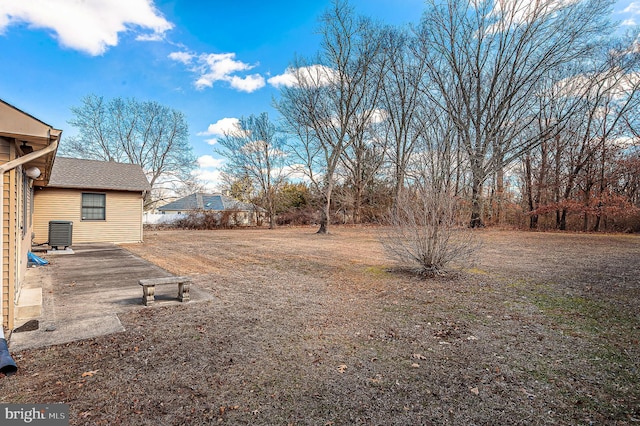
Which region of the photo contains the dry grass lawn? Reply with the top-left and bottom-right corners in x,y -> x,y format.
1,226 -> 639,425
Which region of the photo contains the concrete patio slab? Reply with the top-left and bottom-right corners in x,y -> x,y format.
9,243 -> 213,351
15,287 -> 42,320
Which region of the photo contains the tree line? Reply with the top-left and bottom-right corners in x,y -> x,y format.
224,0 -> 640,233
64,0 -> 640,234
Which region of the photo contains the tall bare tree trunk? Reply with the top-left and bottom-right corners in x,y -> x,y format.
559,208 -> 568,231
470,176 -> 484,228
267,187 -> 276,230
524,153 -> 538,229
318,179 -> 334,234
495,166 -> 505,225
353,184 -> 362,224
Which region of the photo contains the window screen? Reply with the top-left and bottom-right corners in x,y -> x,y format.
81,193 -> 106,220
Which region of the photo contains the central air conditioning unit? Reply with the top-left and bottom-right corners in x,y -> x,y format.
48,221 -> 73,250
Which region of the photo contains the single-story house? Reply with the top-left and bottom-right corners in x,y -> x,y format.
158,192 -> 262,226
33,157 -> 150,245
0,99 -> 61,330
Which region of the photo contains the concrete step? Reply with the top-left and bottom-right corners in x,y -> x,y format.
15,287 -> 42,321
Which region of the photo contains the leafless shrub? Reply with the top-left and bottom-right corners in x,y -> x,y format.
171,209 -> 244,230
380,185 -> 480,276
276,207 -> 318,226
172,211 -> 216,230
219,210 -> 236,229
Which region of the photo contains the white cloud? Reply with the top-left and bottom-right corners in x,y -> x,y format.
624,2 -> 640,14
268,65 -> 337,89
168,51 -> 194,65
195,52 -> 252,89
267,72 -> 298,88
229,74 -> 266,92
282,164 -> 311,183
136,32 -> 165,42
487,0 -> 580,31
192,168 -> 223,191
368,109 -> 387,124
622,18 -> 637,26
169,50 -> 265,92
205,138 -> 219,146
198,117 -> 241,136
0,0 -> 173,56
610,135 -> 638,149
192,155 -> 225,190
197,155 -> 225,169
553,70 -> 640,102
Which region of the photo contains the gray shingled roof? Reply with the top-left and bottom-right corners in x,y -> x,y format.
47,157 -> 150,192
158,193 -> 258,212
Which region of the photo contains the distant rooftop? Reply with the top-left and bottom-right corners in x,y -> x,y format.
47,157 -> 150,192
158,193 -> 257,212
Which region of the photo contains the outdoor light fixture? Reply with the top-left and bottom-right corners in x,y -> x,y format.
26,167 -> 41,179
20,141 -> 33,154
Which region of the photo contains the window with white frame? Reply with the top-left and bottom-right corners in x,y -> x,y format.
81,193 -> 106,220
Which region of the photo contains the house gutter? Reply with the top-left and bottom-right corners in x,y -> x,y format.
0,135 -> 59,376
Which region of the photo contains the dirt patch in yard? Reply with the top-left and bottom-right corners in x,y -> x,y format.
2,227 -> 639,425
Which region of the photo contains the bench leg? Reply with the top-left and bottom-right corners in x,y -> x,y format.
178,281 -> 190,302
142,285 -> 155,306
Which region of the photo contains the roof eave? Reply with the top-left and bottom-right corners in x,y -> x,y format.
44,184 -> 149,193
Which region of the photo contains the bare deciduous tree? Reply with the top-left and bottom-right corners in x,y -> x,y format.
418,0 -> 613,227
524,39 -> 640,230
63,94 -> 196,209
276,0 -> 386,233
378,26 -> 428,205
339,110 -> 388,224
216,113 -> 287,229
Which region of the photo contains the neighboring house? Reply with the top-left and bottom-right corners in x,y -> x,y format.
33,157 -> 150,245
0,99 -> 61,330
158,193 -> 262,226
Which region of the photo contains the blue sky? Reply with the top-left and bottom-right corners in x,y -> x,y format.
0,0 -> 638,189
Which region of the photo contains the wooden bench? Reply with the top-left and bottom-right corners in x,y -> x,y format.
139,276 -> 191,306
